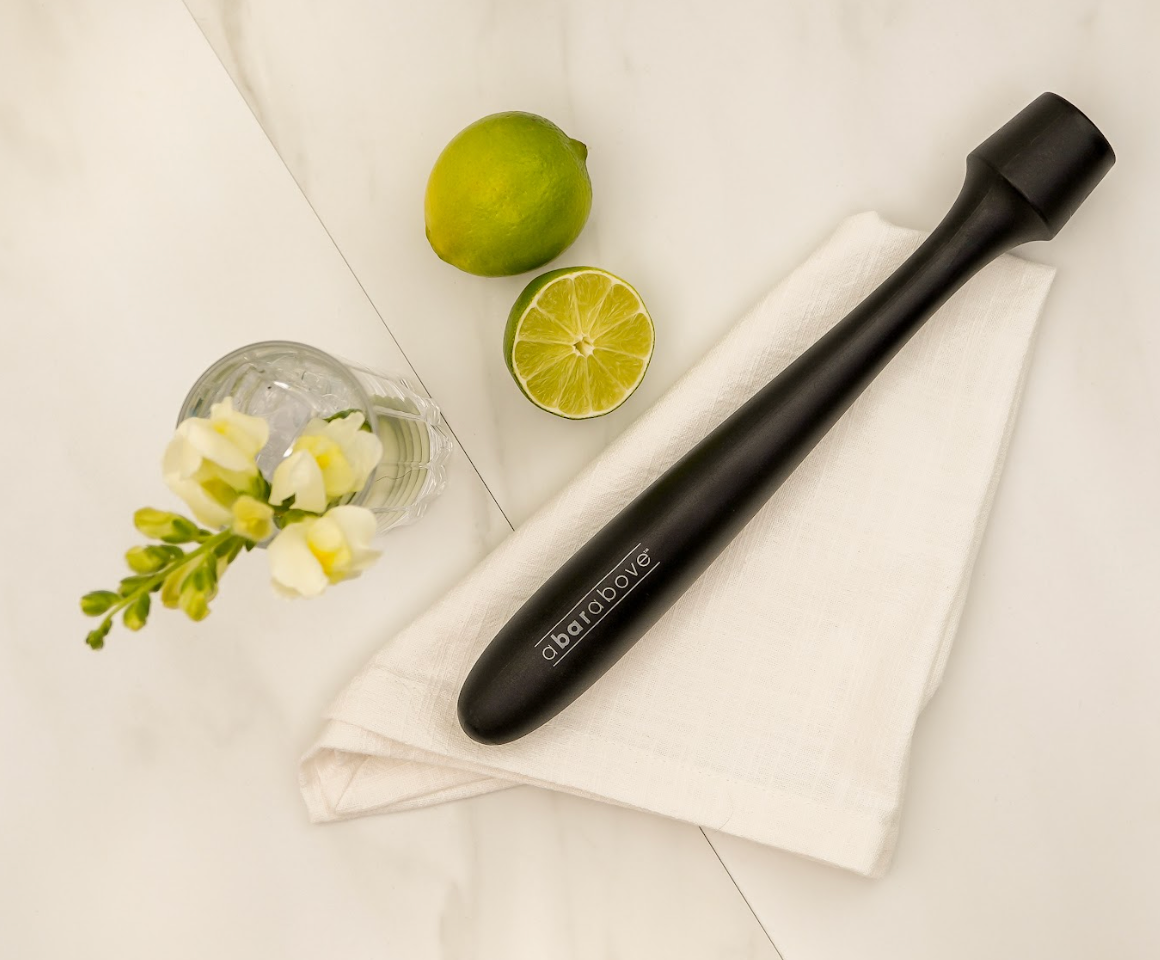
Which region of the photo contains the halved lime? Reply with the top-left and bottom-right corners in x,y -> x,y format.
504,267 -> 654,419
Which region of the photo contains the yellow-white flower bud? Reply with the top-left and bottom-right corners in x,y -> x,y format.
230,495 -> 275,543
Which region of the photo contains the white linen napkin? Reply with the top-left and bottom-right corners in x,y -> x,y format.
300,212 -> 1055,877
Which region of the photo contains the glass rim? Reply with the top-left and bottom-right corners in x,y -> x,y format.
175,340 -> 379,434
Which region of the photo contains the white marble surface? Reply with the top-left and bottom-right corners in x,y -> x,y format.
0,2 -> 775,957
4,0 -> 1160,956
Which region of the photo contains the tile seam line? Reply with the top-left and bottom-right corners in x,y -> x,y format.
180,0 -> 513,532
701,828 -> 784,956
180,6 -> 780,951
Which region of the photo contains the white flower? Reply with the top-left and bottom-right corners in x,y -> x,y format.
269,412 -> 382,514
267,505 -> 381,598
163,398 -> 269,527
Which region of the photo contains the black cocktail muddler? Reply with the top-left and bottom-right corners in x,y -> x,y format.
459,92 -> 1115,745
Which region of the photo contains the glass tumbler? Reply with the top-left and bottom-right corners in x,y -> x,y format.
177,341 -> 453,534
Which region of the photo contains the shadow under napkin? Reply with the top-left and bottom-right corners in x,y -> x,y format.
300,212 -> 1054,878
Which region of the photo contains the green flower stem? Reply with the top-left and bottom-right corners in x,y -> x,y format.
90,530 -> 237,645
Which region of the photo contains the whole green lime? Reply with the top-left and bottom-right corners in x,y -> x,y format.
424,112 -> 592,277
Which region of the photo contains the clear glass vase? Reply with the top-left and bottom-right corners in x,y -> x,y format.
177,341 -> 453,534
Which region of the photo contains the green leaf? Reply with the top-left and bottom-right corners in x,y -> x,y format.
123,593 -> 151,631
86,619 -> 112,650
80,590 -> 119,617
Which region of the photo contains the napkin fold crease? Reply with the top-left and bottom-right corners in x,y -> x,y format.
300,212 -> 1055,877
